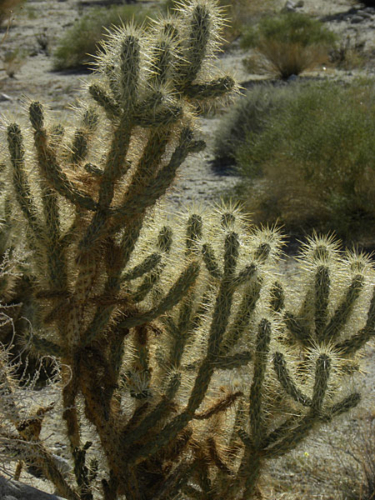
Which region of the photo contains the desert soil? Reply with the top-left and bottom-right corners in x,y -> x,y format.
1,0 -> 375,498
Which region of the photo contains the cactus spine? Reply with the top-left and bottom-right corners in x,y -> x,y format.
1,1 -> 375,499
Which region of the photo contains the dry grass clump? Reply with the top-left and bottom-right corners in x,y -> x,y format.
241,12 -> 337,79
325,413 -> 375,500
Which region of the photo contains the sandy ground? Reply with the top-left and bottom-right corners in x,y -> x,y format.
1,0 -> 375,498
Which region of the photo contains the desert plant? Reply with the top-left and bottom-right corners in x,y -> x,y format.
231,79 -> 375,244
53,4 -> 157,70
329,33 -> 366,71
163,0 -> 276,48
240,12 -> 337,79
212,82 -> 293,170
1,1 -> 375,499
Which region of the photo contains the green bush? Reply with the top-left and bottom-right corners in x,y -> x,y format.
231,80 -> 375,244
213,82 -> 294,170
53,4 -> 157,70
241,12 -> 337,79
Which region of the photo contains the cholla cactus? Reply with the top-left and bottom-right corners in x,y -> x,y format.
1,1 -> 375,499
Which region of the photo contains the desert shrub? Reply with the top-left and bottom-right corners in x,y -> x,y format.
232,79 -> 375,244
53,4 -> 157,70
213,82 -> 295,170
241,12 -> 337,79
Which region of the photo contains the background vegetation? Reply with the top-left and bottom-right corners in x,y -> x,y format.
218,79 -> 375,246
240,12 -> 337,79
53,3 -> 157,70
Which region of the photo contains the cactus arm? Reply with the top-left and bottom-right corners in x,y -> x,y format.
153,460 -> 197,500
78,114 -> 134,254
213,351 -> 252,370
88,83 -> 121,119
128,359 -> 214,466
120,128 -> 171,206
111,127 -> 206,222
219,279 -> 262,356
320,392 -> 361,422
202,243 -> 222,279
233,319 -> 272,498
121,374 -> 181,449
134,102 -> 183,127
249,319 -> 272,447
121,253 -> 162,282
193,391 -> 243,420
273,351 -> 312,407
80,217 -> 145,347
167,295 -> 195,369
130,231 -> 243,466
204,232 -> 240,359
7,124 -> 43,236
335,327 -> 375,356
310,354 -> 331,414
175,3 -> 211,88
24,332 -> 65,357
263,413 -> 317,459
184,76 -> 235,99
119,260 -> 200,329
284,311 -> 311,345
71,130 -> 89,166
261,413 -> 302,450
314,265 -> 330,340
70,107 -> 99,166
84,163 -> 103,177
186,213 -> 203,255
232,263 -> 257,287
28,103 -> 97,211
132,268 -> 163,303
335,284 -> 375,356
270,281 -> 285,313
28,102 -> 68,290
321,274 -> 365,343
